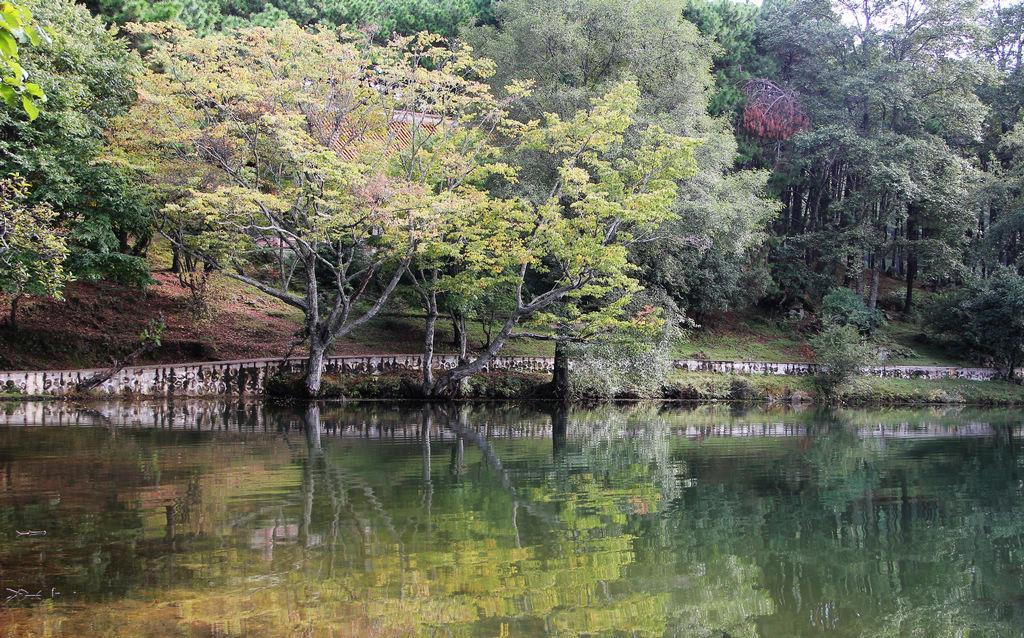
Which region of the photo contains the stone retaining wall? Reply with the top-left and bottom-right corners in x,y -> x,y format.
672,359 -> 1003,381
0,354 -> 1008,398
0,355 -> 555,397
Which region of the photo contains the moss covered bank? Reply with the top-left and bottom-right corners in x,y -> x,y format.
260,370 -> 1024,406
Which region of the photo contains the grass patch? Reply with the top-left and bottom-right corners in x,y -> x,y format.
671,313 -> 977,368
346,311 -> 554,357
663,371 -> 1024,405
842,377 -> 1024,405
671,316 -> 810,362
876,320 -> 973,367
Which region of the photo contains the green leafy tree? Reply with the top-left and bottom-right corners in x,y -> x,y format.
755,0 -> 985,311
0,0 -> 151,287
117,24 -> 522,396
820,287 -> 884,336
465,0 -> 777,325
565,329 -> 676,400
979,112 -> 1024,276
926,269 -> 1024,380
85,0 -> 493,37
682,0 -> 774,166
421,81 -> 698,397
0,175 -> 71,327
809,321 -> 876,401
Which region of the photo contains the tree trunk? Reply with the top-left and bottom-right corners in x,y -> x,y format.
855,253 -> 866,298
451,311 -> 463,350
553,339 -> 570,403
305,341 -> 326,397
422,292 -> 438,394
171,244 -> 182,274
904,216 -> 917,312
904,249 -> 917,312
868,261 -> 881,311
7,294 -> 21,329
454,311 -> 469,396
130,233 -> 151,257
456,314 -> 468,360
431,310 -> 521,396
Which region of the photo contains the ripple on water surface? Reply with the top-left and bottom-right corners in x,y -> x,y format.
0,401 -> 1022,637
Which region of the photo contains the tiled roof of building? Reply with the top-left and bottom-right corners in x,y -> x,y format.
309,109 -> 443,161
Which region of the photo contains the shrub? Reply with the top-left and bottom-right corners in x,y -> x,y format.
567,339 -> 674,400
729,377 -> 757,401
820,287 -> 885,335
925,270 -> 1024,381
810,322 -> 876,401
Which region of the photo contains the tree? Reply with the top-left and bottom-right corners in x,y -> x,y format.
0,0 -> 151,287
972,2 -> 1024,279
0,0 -> 46,120
740,78 -> 809,141
756,0 -> 985,311
564,328 -> 676,400
819,287 -> 884,336
0,175 -> 70,327
466,0 -> 776,326
978,114 -> 1024,276
926,269 -> 1024,380
116,24 -> 518,396
418,80 -> 697,397
682,0 -> 766,121
809,321 -> 876,401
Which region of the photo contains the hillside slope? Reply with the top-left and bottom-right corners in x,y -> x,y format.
0,245 -> 975,371
0,243 -> 547,370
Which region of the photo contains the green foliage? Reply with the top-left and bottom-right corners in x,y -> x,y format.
0,0 -> 47,120
926,269 -> 1024,380
8,0 -> 1024,397
810,322 -> 876,401
469,0 -> 712,118
117,23 -> 517,393
86,0 -> 492,37
752,0 -> 985,311
0,175 -> 71,318
980,113 -> 1024,274
820,287 -> 884,336
682,0 -> 761,116
0,0 -> 152,287
387,68 -> 698,393
466,0 -> 776,324
567,337 -> 675,400
138,315 -> 164,347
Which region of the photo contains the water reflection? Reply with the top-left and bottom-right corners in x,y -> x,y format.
0,401 -> 1022,637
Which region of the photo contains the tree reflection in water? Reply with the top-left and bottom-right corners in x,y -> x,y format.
0,402 -> 1022,637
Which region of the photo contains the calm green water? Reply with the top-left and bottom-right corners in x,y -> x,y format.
0,402 -> 1022,637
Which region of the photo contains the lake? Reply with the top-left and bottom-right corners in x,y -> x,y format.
0,401 -> 1022,637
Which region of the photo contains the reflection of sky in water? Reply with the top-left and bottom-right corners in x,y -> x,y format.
0,401 -> 1022,637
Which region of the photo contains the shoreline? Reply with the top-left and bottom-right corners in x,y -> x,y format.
3,368 -> 1023,407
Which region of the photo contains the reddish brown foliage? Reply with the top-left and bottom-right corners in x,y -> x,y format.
742,79 -> 809,140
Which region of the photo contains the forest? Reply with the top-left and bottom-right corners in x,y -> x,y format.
2,0 -> 1024,400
